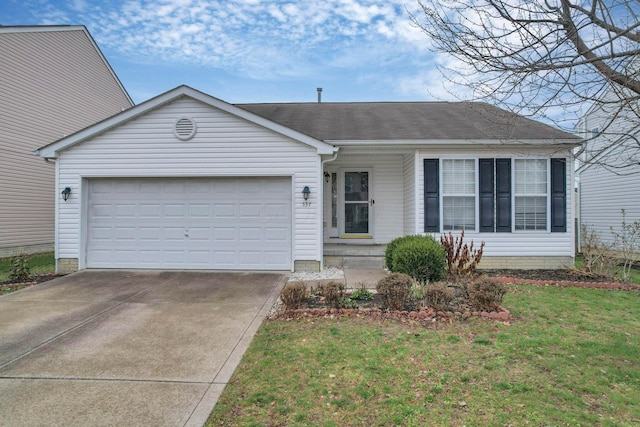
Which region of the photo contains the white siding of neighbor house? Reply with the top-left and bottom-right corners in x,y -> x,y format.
417,146 -> 575,258
577,89 -> 640,251
579,144 -> 640,248
403,152 -> 417,235
0,27 -> 132,256
327,151 -> 404,244
56,97 -> 321,268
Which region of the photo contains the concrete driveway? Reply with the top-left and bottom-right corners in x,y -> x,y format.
0,270 -> 286,427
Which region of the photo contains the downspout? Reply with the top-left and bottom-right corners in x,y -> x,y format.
319,147 -> 340,269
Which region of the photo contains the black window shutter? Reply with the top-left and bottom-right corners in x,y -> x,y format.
550,158 -> 567,232
495,158 -> 511,232
479,159 -> 495,232
424,159 -> 439,232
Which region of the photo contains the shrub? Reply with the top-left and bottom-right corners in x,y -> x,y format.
580,225 -> 616,277
610,209 -> 640,280
385,235 -> 424,271
376,273 -> 414,310
8,250 -> 30,283
280,281 -> 308,310
391,235 -> 446,284
318,281 -> 345,308
467,278 -> 507,311
440,230 -> 485,278
424,283 -> 455,311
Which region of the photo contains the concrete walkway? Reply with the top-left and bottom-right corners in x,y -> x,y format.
0,270 -> 286,427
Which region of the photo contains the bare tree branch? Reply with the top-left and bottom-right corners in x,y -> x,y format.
411,0 -> 640,172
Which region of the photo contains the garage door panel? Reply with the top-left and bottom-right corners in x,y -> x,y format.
87,177 -> 292,270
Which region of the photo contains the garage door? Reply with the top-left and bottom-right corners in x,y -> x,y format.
86,177 -> 292,270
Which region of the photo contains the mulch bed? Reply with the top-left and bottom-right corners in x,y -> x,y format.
272,268 -> 640,325
0,273 -> 65,294
482,269 -> 640,291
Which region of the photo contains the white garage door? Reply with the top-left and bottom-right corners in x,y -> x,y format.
86,177 -> 292,270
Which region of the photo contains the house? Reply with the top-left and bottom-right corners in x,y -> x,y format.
36,85 -> 581,273
0,25 -> 133,257
576,85 -> 640,251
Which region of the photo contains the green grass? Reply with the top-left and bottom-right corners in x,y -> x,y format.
0,252 -> 55,282
207,284 -> 640,426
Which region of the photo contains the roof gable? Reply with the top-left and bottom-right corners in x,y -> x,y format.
37,86 -> 336,157
237,102 -> 581,143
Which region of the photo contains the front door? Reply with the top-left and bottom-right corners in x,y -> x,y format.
343,170 -> 371,236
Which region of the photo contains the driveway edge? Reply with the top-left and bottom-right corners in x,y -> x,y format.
184,274 -> 287,427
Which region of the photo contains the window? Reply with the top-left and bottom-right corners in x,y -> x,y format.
442,159 -> 475,230
514,159 -> 547,231
424,157 -> 565,234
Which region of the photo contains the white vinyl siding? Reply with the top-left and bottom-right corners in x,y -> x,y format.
417,148 -> 574,258
514,159 -> 548,231
403,152 -> 416,235
577,87 -> 640,252
0,27 -> 132,254
442,159 -> 476,231
56,97 -> 321,268
579,144 -> 640,248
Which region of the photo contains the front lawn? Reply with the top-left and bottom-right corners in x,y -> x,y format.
0,252 -> 56,293
207,284 -> 639,426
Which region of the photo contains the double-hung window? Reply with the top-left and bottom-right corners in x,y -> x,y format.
514,159 -> 548,231
442,159 -> 476,231
424,157 -> 565,234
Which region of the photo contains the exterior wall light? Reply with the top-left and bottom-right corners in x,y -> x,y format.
61,187 -> 72,201
302,186 -> 311,200
324,172 -> 330,183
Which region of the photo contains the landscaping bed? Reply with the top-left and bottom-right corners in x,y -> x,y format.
0,273 -> 64,295
272,267 -> 639,325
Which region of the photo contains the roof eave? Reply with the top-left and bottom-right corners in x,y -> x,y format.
327,138 -> 583,147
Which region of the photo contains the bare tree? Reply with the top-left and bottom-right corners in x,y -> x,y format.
411,0 -> 640,171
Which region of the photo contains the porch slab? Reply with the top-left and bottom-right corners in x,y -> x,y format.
344,266 -> 388,289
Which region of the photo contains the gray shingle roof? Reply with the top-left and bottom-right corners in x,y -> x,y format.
236,102 -> 579,142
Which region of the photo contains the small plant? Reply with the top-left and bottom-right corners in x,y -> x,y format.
350,286 -> 374,301
376,273 -> 414,310
8,250 -> 30,283
318,281 -> 346,308
391,235 -> 446,284
409,281 -> 426,301
338,296 -> 359,309
440,230 -> 485,278
610,209 -> 640,280
424,283 -> 455,311
280,281 -> 308,310
467,278 -> 507,311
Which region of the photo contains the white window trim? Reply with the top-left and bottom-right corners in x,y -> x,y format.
512,157 -> 551,233
440,158 -> 478,232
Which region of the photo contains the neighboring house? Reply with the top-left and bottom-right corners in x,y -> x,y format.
37,85 -> 580,273
0,25 -> 133,257
575,84 -> 640,252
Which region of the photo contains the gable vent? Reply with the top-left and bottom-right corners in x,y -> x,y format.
174,117 -> 197,141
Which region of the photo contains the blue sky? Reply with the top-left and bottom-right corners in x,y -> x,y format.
0,0 -> 450,104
